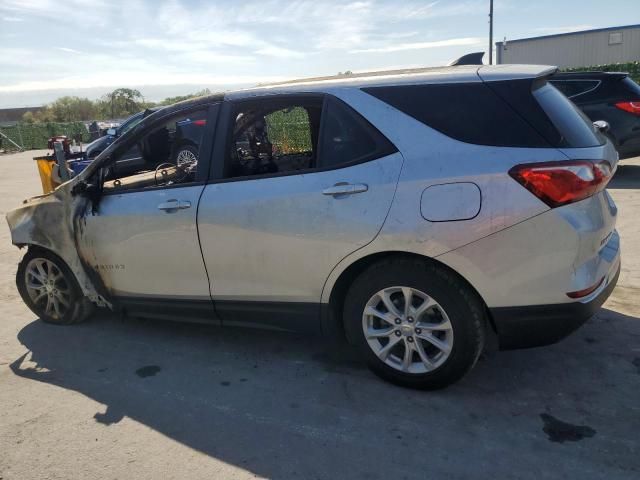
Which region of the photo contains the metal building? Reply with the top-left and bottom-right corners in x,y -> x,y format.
496,24 -> 640,67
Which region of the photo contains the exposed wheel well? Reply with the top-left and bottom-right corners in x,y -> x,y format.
326,251 -> 497,340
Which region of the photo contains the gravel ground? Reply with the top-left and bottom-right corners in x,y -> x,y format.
0,150 -> 639,480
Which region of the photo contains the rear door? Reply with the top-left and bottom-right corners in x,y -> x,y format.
197,94 -> 403,332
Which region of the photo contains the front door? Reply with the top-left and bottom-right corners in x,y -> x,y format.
197,95 -> 402,332
81,104 -> 218,322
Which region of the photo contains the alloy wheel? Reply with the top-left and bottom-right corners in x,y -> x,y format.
24,258 -> 71,320
176,148 -> 197,166
362,286 -> 454,374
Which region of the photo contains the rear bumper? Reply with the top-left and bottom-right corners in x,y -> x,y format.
490,261 -> 620,350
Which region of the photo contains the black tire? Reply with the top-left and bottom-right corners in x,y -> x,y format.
16,248 -> 94,325
343,257 -> 485,390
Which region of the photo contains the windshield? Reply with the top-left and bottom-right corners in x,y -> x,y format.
117,113 -> 144,136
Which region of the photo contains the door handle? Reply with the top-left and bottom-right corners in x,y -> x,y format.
322,183 -> 368,196
158,199 -> 191,211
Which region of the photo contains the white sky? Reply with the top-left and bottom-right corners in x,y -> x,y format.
0,0 -> 638,107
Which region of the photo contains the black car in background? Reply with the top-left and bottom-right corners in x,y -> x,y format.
84,107 -> 160,159
550,72 -> 640,159
172,111 -> 208,165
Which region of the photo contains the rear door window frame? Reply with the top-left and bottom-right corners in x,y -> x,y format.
208,93 -> 398,184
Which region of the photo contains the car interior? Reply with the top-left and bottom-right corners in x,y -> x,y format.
228,102 -> 322,179
102,110 -> 207,192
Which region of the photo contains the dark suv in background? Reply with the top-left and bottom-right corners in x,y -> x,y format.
551,72 -> 640,159
84,108 -> 160,159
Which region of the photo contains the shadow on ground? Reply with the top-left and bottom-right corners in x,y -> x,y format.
8,304 -> 640,479
609,164 -> 640,189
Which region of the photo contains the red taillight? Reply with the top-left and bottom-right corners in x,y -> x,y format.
566,277 -> 604,299
193,119 -> 207,126
614,101 -> 640,115
509,160 -> 612,208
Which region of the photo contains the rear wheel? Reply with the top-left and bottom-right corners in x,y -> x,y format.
16,248 -> 93,325
343,258 -> 485,389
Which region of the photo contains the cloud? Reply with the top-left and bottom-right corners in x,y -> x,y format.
0,0 -> 496,96
56,47 -> 83,54
2,15 -> 23,21
254,45 -> 306,59
351,37 -> 485,53
0,72 -> 287,93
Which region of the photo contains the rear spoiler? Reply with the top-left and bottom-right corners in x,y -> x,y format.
477,65 -> 558,82
550,71 -> 629,81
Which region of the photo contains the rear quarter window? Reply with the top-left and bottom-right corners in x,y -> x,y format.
363,83 -> 549,147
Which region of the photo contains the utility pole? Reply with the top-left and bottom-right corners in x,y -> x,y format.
489,0 -> 494,64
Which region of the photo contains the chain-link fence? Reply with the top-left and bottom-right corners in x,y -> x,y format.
0,122 -> 90,152
265,107 -> 313,154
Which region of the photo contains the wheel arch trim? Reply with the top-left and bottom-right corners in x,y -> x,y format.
320,249 -> 495,338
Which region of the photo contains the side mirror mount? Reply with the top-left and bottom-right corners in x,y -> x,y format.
593,120 -> 610,133
107,128 -> 117,136
71,180 -> 99,197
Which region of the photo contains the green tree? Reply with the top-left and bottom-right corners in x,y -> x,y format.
47,96 -> 96,122
21,111 -> 36,123
102,88 -> 144,118
33,107 -> 56,123
158,88 -> 212,106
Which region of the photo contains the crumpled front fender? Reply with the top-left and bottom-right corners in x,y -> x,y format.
6,187 -> 111,308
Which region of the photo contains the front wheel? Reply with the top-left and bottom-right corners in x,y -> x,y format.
16,248 -> 93,325
174,144 -> 198,166
343,258 -> 486,389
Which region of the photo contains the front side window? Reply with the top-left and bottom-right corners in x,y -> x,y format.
227,100 -> 322,179
102,108 -> 208,192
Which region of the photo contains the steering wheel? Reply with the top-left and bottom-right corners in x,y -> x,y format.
154,162 -> 177,186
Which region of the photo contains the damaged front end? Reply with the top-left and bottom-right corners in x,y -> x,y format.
6,178 -> 112,309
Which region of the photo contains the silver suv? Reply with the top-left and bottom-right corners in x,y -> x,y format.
7,65 -> 621,389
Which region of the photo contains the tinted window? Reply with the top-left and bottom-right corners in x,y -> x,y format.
549,80 -> 600,98
532,82 -> 603,148
363,83 -> 549,147
319,98 -> 396,168
621,76 -> 640,97
227,100 -> 322,179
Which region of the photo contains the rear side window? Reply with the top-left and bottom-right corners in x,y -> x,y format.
227,100 -> 322,179
363,83 -> 549,147
319,97 -> 396,168
549,80 -> 600,98
532,82 -> 603,147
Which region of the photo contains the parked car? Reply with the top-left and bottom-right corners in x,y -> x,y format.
172,112 -> 208,165
7,64 -> 620,389
84,108 -> 159,159
550,71 -> 640,159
